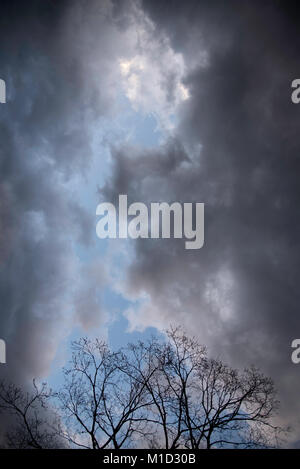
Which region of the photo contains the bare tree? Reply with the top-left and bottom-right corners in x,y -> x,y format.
0,328 -> 285,449
123,329 -> 207,449
56,338 -> 151,449
122,327 -> 283,449
185,358 -> 281,448
0,380 -> 61,448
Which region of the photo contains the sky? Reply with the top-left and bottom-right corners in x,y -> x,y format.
0,0 -> 300,447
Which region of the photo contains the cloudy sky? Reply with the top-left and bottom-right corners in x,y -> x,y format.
0,0 -> 300,446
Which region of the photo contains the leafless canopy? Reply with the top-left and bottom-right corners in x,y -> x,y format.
0,327 -> 283,449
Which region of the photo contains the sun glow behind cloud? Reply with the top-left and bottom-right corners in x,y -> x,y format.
118,44 -> 190,131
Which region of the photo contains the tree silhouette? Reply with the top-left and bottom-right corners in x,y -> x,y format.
0,380 -> 61,448
122,327 -> 281,449
0,327 -> 284,449
56,338 -> 150,449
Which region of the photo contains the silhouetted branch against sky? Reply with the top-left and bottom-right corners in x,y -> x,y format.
0,328 -> 285,448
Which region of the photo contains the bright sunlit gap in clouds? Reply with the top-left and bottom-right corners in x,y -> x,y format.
118,54 -> 190,131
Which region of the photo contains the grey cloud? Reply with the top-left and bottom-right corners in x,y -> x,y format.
102,0 -> 300,444
0,0 -> 129,389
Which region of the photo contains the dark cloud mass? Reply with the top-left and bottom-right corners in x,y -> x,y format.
0,0 -> 116,385
1,0 -> 300,447
101,0 -> 300,443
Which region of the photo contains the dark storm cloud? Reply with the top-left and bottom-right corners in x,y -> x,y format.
0,0 -> 118,391
102,0 -> 300,443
